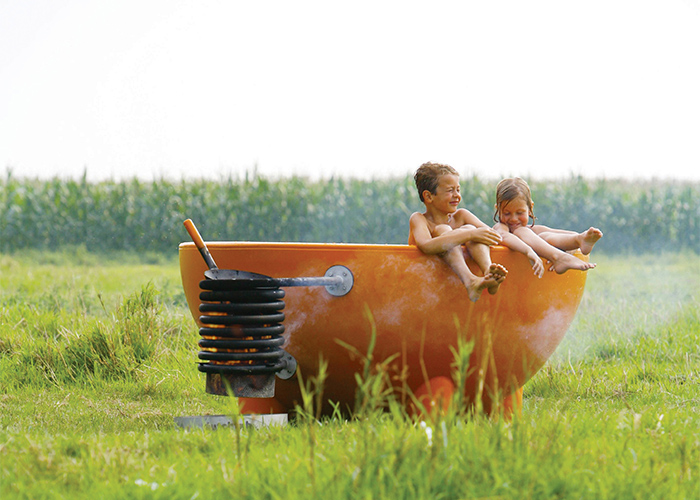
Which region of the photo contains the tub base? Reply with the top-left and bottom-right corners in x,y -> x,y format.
205,372 -> 276,398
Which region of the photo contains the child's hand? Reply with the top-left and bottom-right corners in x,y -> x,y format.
527,250 -> 544,278
459,226 -> 502,246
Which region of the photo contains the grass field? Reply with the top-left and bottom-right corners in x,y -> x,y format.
1,249 -> 699,499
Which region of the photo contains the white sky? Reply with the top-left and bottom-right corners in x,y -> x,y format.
1,0 -> 699,182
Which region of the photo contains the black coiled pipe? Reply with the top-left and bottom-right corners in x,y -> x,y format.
197,278 -> 288,376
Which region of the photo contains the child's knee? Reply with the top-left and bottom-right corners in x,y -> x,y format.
434,224 -> 453,236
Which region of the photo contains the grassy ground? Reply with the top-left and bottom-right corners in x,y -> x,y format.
1,250 -> 699,499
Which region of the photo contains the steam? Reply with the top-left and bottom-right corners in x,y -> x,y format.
551,253 -> 699,363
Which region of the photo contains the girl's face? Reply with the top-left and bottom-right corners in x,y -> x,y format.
498,197 -> 530,231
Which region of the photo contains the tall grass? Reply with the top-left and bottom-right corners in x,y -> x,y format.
0,252 -> 195,399
1,250 -> 699,498
2,170 -> 698,254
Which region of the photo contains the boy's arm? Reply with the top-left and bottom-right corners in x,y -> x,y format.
409,213 -> 449,254
409,213 -> 500,255
451,209 -> 503,246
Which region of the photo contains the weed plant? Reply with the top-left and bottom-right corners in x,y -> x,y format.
1,250 -> 699,499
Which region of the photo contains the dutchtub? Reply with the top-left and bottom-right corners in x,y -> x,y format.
179,241 -> 588,415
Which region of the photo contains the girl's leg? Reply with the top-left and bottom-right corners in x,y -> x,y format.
513,226 -> 595,273
532,225 -> 579,251
533,225 -> 603,255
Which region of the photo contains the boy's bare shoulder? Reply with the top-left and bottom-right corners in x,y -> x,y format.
453,208 -> 476,223
408,212 -> 429,245
409,211 -> 428,224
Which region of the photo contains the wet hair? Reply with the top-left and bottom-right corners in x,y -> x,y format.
493,177 -> 536,225
414,162 -> 459,202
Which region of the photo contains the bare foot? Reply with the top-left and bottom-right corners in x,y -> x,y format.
579,227 -> 603,255
465,276 -> 492,302
485,263 -> 508,295
548,252 -> 596,274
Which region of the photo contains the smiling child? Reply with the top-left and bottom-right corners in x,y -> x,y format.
408,162 -> 507,302
493,177 -> 602,277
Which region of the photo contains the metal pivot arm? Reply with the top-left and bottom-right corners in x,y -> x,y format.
185,220 -> 355,297
275,265 -> 354,297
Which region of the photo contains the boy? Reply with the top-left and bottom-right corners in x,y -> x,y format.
408,162 -> 507,302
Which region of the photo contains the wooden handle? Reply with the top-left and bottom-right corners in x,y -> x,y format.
183,219 -> 205,249
183,219 -> 218,270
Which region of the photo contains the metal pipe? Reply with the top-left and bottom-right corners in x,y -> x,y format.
275,276 -> 343,287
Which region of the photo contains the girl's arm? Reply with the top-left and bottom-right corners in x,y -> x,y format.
494,223 -> 544,278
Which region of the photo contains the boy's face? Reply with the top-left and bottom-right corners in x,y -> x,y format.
498,197 -> 530,231
427,174 -> 461,213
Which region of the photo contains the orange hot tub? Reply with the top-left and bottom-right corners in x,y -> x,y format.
179,242 -> 588,415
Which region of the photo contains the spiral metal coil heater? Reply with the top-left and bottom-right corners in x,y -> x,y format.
184,219 -> 353,398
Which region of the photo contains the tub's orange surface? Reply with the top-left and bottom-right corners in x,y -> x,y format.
179,242 -> 588,415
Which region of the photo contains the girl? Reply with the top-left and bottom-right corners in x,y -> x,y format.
493,177 -> 602,277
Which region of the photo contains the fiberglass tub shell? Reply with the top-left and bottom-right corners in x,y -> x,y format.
179,242 -> 588,415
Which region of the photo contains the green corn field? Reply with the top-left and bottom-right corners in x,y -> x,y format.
1,170 -> 698,254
